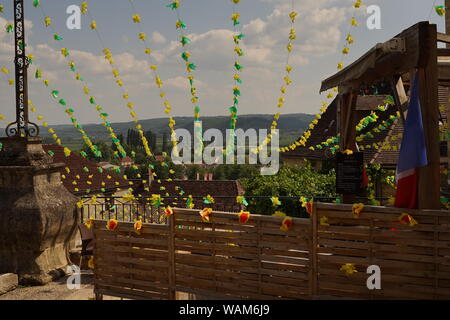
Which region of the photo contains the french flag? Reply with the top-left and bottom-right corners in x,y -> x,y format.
394,73 -> 428,209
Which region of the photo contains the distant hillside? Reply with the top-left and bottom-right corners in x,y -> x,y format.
2,113 -> 314,150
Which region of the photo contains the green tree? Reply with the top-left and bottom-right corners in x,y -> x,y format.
80,140 -> 113,163
241,163 -> 336,217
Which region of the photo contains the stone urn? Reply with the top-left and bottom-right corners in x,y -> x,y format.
0,136 -> 79,285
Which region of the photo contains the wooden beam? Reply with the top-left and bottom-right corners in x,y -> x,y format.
437,32 -> 450,44
437,48 -> 450,57
417,24 -> 441,209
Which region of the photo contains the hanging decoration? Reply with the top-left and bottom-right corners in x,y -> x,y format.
227,0 -> 244,155
280,216 -> 293,231
134,217 -> 143,235
398,213 -> 418,227
0,65 -> 14,87
203,194 -> 215,204
33,3 -> 128,159
253,4 -> 299,154
200,207 -> 213,222
167,0 -> 203,127
337,0 -> 362,70
72,3 -> 153,157
34,71 -> 101,158
238,210 -> 250,224
340,263 -> 358,276
127,0 -> 179,157
352,203 -> 364,218
271,197 -> 282,207
29,100 -> 65,147
165,206 -> 174,217
300,197 -> 314,215
106,218 -> 119,231
435,5 -> 446,16
236,196 -> 248,206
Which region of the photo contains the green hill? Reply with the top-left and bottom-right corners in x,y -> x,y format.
2,113 -> 314,150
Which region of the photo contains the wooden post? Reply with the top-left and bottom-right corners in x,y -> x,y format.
446,0 -> 450,188
310,203 -> 318,299
446,0 -> 450,42
338,92 -> 359,204
417,24 -> 441,209
168,214 -> 176,299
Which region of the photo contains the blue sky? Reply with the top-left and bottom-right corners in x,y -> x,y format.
0,0 -> 446,126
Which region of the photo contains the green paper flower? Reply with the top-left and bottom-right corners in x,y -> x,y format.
35,68 -> 42,79
180,36 -> 190,46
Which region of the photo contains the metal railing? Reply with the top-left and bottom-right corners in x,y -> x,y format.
80,195 -> 391,224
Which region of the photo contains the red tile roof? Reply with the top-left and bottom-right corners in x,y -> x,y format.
42,144 -> 130,195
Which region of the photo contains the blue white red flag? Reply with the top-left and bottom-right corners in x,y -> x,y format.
394,73 -> 428,209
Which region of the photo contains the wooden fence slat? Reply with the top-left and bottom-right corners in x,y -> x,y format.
92,204 -> 450,300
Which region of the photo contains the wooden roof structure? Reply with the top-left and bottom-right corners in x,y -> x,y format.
320,22 -> 444,209
282,95 -> 402,168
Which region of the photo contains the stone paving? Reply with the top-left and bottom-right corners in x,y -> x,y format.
0,272 -> 105,300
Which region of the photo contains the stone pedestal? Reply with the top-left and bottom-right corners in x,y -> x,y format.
0,136 -> 79,285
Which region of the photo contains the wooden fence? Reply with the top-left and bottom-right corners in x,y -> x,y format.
92,204 -> 450,300
314,203 -> 450,299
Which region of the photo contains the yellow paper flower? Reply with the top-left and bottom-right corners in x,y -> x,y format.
280,216 -> 293,231
340,263 -> 357,275
134,219 -> 143,235
320,216 -> 329,226
200,208 -> 213,222
88,256 -> 95,269
352,203 -> 364,218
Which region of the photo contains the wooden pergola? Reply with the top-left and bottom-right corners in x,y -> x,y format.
320,21 -> 450,209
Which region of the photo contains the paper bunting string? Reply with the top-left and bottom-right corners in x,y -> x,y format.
32,3 -> 129,159
126,0 -> 179,157
65,2 -> 154,158
167,0 -> 203,135
253,4 -> 299,154
227,0 -> 245,154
